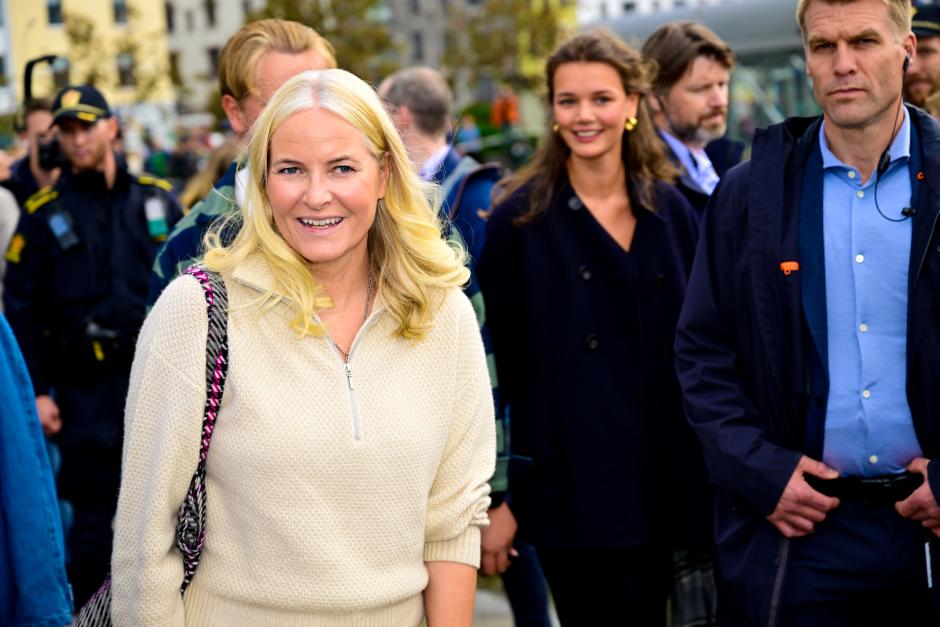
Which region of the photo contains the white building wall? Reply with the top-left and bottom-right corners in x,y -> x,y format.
0,0 -> 14,114
165,0 -> 266,112
577,0 -> 724,26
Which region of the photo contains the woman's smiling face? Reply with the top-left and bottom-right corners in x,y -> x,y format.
266,107 -> 389,272
552,61 -> 639,162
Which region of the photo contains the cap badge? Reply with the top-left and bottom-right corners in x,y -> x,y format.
61,89 -> 82,108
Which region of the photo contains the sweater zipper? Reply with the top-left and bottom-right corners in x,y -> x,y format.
331,312 -> 381,441
344,363 -> 361,440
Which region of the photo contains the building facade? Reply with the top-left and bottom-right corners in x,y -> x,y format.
577,0 -> 723,25
4,0 -> 175,111
164,0 -> 265,112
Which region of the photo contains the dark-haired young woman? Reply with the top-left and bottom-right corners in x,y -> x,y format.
478,29 -> 713,625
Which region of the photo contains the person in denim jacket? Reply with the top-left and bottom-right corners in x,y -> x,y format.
0,312 -> 72,626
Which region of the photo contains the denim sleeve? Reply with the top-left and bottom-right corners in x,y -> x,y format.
0,313 -> 73,626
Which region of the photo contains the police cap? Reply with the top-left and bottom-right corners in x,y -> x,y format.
913,5 -> 940,39
51,85 -> 112,126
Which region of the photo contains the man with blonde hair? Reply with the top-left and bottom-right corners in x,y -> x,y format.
677,0 -> 940,624
148,19 -> 335,305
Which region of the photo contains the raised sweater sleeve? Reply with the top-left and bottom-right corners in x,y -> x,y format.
111,276 -> 209,626
424,292 -> 496,567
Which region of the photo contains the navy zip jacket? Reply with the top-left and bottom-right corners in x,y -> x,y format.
675,106 -> 940,625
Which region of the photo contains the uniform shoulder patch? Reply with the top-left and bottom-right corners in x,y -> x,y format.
137,174 -> 173,192
24,187 -> 59,215
4,233 -> 25,264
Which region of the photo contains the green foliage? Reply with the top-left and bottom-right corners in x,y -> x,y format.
0,113 -> 15,149
442,0 -> 561,89
247,0 -> 400,84
458,102 -> 498,136
62,6 -> 171,101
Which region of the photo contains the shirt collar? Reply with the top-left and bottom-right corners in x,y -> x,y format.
659,129 -> 699,173
418,144 -> 451,181
820,106 -> 911,171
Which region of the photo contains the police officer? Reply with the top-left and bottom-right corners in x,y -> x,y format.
2,85 -> 182,607
904,4 -> 940,107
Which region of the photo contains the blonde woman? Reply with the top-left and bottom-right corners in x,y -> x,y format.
112,69 -> 495,626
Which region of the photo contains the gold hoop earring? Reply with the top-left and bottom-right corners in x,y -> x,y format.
552,123 -> 559,133
624,117 -> 638,132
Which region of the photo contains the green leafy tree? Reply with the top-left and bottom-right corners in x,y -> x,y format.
442,0 -> 561,89
248,0 -> 400,84
62,7 -> 173,101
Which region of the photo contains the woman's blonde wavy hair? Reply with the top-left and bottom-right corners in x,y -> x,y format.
203,69 -> 470,340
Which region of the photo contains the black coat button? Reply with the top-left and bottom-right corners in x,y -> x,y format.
586,334 -> 599,350
653,274 -> 665,288
579,265 -> 592,280
568,196 -> 583,211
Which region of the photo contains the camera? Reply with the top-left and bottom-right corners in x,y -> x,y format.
37,137 -> 67,171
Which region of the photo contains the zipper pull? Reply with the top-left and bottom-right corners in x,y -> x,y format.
345,364 -> 354,391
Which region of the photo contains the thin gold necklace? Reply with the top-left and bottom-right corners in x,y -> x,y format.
330,272 -> 374,362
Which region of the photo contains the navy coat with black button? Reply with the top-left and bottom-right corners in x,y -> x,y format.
3,158 -> 182,449
478,174 -> 710,550
675,106 -> 940,625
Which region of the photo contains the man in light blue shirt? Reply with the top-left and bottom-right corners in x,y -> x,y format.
675,0 -> 940,623
819,108 -> 922,477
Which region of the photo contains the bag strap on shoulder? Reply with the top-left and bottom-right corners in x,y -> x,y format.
175,265 -> 229,593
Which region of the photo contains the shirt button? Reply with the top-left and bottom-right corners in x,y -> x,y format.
862,389 -> 871,399
848,171 -> 856,179
856,190 -> 865,198
859,323 -> 869,333
855,254 -> 865,264
869,454 -> 879,464
568,196 -> 583,211
579,265 -> 592,280
586,334 -> 599,351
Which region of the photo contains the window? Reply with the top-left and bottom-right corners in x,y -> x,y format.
207,47 -> 220,74
203,0 -> 216,28
600,2 -> 607,18
622,1 -> 636,11
114,0 -> 129,23
165,2 -> 175,32
117,52 -> 135,87
186,9 -> 194,31
242,0 -> 252,18
47,0 -> 63,24
412,32 -> 424,62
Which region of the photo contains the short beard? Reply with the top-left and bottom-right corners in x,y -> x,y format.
668,117 -> 727,146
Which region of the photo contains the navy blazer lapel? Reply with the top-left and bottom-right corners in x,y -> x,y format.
907,109 -> 940,352
746,126 -> 797,390
799,137 -> 828,370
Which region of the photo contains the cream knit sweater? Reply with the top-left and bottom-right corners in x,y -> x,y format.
112,255 -> 495,626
